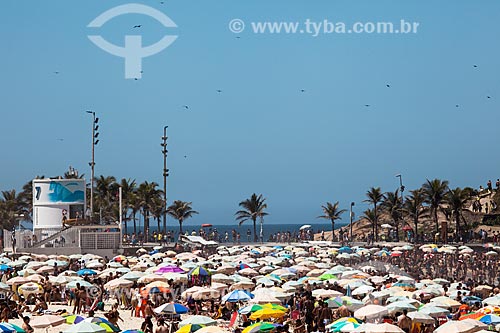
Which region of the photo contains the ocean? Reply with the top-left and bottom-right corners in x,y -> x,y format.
122,222 -> 348,241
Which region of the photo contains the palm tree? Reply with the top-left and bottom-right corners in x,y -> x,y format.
404,189 -> 427,239
364,187 -> 384,242
94,175 -> 118,222
235,193 -> 268,242
119,178 -> 137,235
151,196 -> 165,235
422,179 -> 449,234
317,202 -> 346,242
0,190 -> 23,230
361,208 -> 377,242
381,190 -> 402,241
129,192 -> 141,235
446,187 -> 470,237
166,200 -> 198,236
137,181 -> 163,240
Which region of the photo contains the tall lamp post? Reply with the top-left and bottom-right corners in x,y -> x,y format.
161,126 -> 169,234
396,174 -> 405,242
86,111 -> 99,219
349,202 -> 355,241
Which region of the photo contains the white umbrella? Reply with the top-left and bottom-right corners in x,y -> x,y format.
354,305 -> 388,321
300,224 -> 312,230
352,323 -> 403,332
407,311 -> 434,324
179,315 -> 217,327
386,301 -> 417,314
31,315 -> 66,328
433,319 -> 486,333
418,305 -> 449,317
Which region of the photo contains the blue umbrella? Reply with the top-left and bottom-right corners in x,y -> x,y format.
77,268 -> 97,276
338,247 -> 352,254
479,314 -> 500,325
0,265 -> 11,272
154,302 -> 189,314
222,290 -> 253,302
0,324 -> 16,333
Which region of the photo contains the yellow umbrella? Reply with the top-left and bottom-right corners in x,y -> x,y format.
249,308 -> 286,320
176,324 -> 204,333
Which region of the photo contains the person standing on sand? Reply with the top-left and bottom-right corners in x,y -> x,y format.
22,316 -> 33,333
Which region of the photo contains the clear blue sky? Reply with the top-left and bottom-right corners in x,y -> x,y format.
1,0 -> 499,227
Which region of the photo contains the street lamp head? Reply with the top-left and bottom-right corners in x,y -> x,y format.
395,174 -> 401,178
95,117 -> 99,124
351,202 -> 355,207
86,110 -> 94,114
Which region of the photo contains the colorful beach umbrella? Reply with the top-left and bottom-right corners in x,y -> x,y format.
249,308 -> 286,320
65,315 -> 85,324
176,324 -> 204,333
154,302 -> 189,314
242,322 -> 276,333
0,324 -> 25,333
63,322 -> 106,333
188,266 -> 211,276
83,318 -> 120,333
222,290 -> 253,302
179,316 -> 217,327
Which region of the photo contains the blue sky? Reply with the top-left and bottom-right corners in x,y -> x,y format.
1,0 -> 500,227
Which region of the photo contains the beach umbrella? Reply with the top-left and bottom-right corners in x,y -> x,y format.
312,289 -> 343,299
64,322 -> 106,333
18,282 -> 43,296
192,288 -> 220,300
338,247 -> 352,254
155,265 -> 184,274
0,324 -> 25,333
121,271 -> 145,281
104,278 -> 133,290
188,266 -> 211,276
196,327 -> 226,333
354,305 -> 388,321
418,305 -> 449,317
6,276 -> 29,285
176,325 -> 203,333
67,280 -> 93,289
406,312 -> 434,324
352,285 -> 375,296
77,269 -> 97,276
242,322 -> 276,333
433,319 -> 486,333
65,315 -> 85,324
222,289 -> 252,302
138,274 -> 167,284
478,314 -> 500,324
154,302 -> 189,314
352,323 -> 403,332
179,316 -> 216,327
31,315 -> 66,328
0,324 -> 16,333
249,308 -> 286,320
386,301 -> 417,314
82,318 -> 120,333
300,225 -> 312,230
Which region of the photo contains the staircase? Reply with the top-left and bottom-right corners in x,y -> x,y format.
32,225 -> 74,248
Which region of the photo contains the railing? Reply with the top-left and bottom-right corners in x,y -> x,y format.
31,225 -> 76,248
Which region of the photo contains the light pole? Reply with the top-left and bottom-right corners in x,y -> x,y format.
86,111 -> 99,219
161,126 -> 169,234
396,174 -> 405,242
349,202 -> 355,241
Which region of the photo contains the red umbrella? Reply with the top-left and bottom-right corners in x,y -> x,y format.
201,224 -> 212,228
402,225 -> 413,231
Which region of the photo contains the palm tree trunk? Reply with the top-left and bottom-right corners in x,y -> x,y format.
455,212 -> 460,239
157,218 -> 161,235
144,210 -> 149,242
331,220 -> 335,242
414,217 -> 418,242
395,219 -> 399,242
133,211 -> 137,235
179,219 -> 183,235
374,204 -> 378,242
434,208 -> 439,234
253,218 -> 257,243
